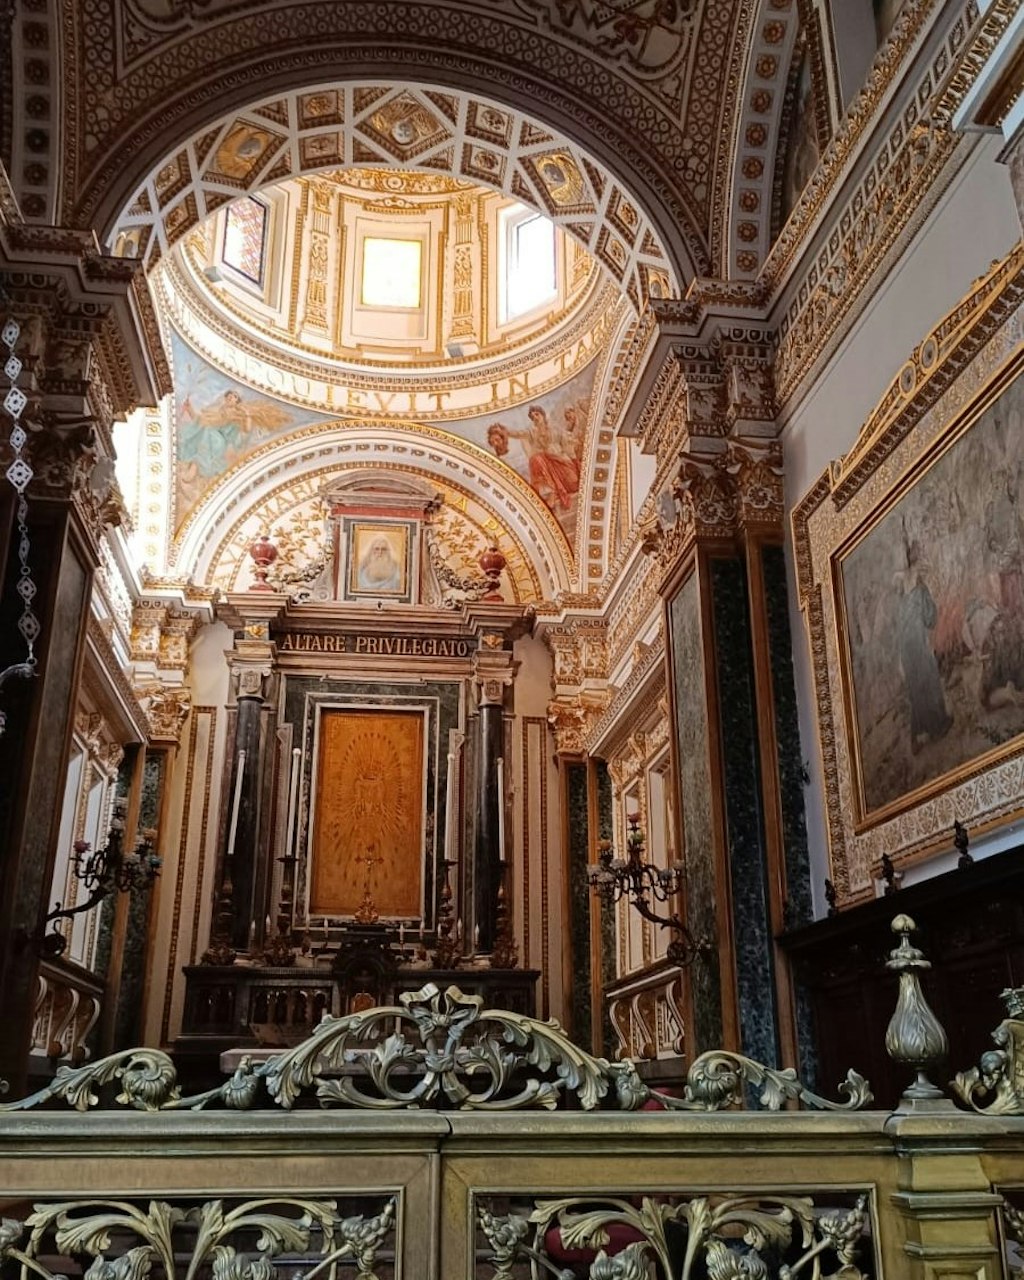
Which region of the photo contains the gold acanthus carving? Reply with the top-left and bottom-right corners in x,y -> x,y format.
547,690 -> 610,756
542,618 -> 610,689
130,599 -> 203,669
74,710 -> 123,775
139,683 -> 192,746
674,439 -> 784,539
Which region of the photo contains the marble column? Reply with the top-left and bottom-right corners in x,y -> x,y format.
0,226 -> 165,1091
650,438 -> 811,1071
471,646 -> 516,954
218,643 -> 275,955
0,497 -> 94,1089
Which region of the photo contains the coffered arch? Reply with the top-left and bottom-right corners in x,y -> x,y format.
37,0 -> 734,293
109,81 -> 681,312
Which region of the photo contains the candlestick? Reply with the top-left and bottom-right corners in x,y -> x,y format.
444,753 -> 457,863
399,923 -> 405,946
248,920 -> 256,947
496,756 -> 506,862
225,748 -> 247,863
285,746 -> 301,859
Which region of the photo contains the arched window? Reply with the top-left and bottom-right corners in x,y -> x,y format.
501,205 -> 556,322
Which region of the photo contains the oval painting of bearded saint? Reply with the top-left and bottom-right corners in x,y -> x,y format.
345,521 -> 412,601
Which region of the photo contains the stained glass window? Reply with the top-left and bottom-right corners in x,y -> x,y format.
360,237 -> 422,308
221,196 -> 268,287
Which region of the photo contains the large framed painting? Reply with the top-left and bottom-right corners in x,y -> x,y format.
792,250 -> 1024,902
836,357 -> 1024,826
309,707 -> 426,919
341,518 -> 415,603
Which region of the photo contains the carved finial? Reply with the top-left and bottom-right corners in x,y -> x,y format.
880,852 -> 901,895
954,820 -> 973,869
885,915 -> 951,1109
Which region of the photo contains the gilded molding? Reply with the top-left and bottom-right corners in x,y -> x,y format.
760,0 -> 967,289
933,0 -> 1024,127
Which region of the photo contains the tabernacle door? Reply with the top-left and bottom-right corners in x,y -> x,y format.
310,707 -> 425,918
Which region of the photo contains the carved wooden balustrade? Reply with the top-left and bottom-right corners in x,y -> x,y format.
4,919 -> 1024,1279
30,958 -> 104,1074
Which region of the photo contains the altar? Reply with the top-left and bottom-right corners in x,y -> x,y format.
175,477 -> 540,1081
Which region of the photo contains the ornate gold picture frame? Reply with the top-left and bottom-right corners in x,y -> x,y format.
793,249 -> 1024,902
343,519 -> 413,602
834,356 -> 1024,828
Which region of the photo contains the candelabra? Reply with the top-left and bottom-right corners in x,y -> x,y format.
42,801 -> 161,957
586,813 -> 708,968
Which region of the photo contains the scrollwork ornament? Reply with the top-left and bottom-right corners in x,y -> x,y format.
1002,1197 -> 1024,1269
676,1050 -> 872,1113
952,986 -> 1024,1114
512,1191 -> 871,1280
477,1205 -> 529,1279
0,1196 -> 395,1280
0,984 -> 871,1114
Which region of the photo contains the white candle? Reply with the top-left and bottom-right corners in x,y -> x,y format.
285,746 -> 301,858
399,923 -> 405,946
444,753 -> 457,863
496,756 -> 506,863
265,914 -> 272,935
225,748 -> 247,863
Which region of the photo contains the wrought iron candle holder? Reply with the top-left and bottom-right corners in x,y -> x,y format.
586,813 -> 708,968
42,801 -> 161,957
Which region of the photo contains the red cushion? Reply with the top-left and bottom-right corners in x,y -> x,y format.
544,1223 -> 646,1262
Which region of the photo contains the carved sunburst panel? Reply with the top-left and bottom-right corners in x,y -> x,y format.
168,421 -> 569,600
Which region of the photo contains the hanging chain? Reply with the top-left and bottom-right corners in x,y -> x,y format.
0,318 -> 39,735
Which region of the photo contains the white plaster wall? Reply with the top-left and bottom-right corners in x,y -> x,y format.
143,621 -> 233,1046
781,134 -> 1023,914
512,632 -> 566,1022
629,439 -> 658,517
